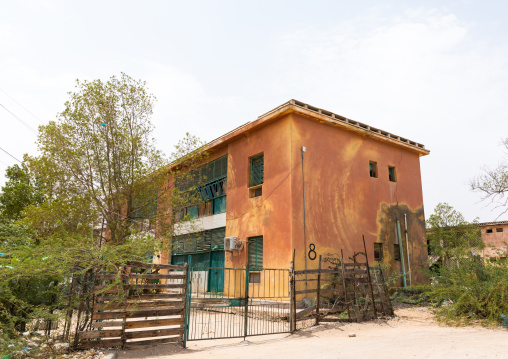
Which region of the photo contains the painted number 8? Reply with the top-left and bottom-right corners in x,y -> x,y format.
308,243 -> 316,260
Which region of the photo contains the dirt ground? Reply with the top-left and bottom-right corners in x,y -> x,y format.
118,304 -> 508,359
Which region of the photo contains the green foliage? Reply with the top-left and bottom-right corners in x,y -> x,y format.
427,203 -> 483,264
25,73 -> 165,244
417,203 -> 508,325
0,164 -> 44,223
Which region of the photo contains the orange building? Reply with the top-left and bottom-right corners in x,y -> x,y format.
165,100 -> 430,290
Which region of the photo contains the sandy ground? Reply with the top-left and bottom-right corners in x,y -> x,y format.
117,304 -> 508,359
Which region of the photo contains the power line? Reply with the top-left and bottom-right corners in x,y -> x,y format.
0,147 -> 22,163
0,88 -> 44,124
0,103 -> 38,135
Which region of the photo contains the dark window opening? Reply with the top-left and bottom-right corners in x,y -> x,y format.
388,166 -> 397,182
249,186 -> 262,198
394,244 -> 401,261
486,229 -> 493,233
369,161 -> 378,178
374,243 -> 383,261
248,236 -> 263,271
250,154 -> 264,187
496,228 -> 503,233
249,272 -> 261,283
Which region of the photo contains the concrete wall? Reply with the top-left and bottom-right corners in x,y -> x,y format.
481,224 -> 508,258
288,113 -> 428,283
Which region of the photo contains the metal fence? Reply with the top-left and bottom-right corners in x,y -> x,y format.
184,262 -> 291,341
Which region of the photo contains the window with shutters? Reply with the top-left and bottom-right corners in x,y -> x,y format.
249,153 -> 264,198
174,155 -> 228,222
171,227 -> 226,255
248,236 -> 263,271
249,154 -> 264,187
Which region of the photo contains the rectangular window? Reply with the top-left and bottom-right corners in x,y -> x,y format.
249,272 -> 261,284
369,161 -> 378,178
388,166 -> 397,182
394,244 -> 401,261
248,236 -> 263,271
486,229 -> 493,233
374,243 -> 383,261
249,154 -> 264,187
212,196 -> 226,214
496,228 -> 503,233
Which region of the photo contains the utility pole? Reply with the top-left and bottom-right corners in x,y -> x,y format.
302,146 -> 308,292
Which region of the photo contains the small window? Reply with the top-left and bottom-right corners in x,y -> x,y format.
388,166 -> 397,182
394,244 -> 401,261
496,228 -> 503,233
248,236 -> 263,271
249,154 -> 264,187
369,161 -> 378,178
249,272 -> 261,284
486,229 -> 493,234
374,243 -> 383,261
249,186 -> 262,198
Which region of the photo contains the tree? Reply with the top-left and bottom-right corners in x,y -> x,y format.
25,73 -> 165,244
0,164 -> 44,223
471,138 -> 508,215
427,202 -> 482,263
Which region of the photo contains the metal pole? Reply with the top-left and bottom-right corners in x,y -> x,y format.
404,213 -> 412,286
244,264 -> 249,340
395,218 -> 407,287
301,146 -> 308,293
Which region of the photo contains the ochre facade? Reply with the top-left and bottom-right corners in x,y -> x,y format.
163,100 -> 430,288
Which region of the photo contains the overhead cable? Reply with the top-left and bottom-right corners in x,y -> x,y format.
0,103 -> 38,134
0,147 -> 22,163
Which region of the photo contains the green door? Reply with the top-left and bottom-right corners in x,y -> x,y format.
208,251 -> 225,293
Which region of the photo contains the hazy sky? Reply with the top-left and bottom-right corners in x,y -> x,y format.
1,0 -> 508,222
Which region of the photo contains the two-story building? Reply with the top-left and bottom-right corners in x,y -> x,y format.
163,100 -> 430,291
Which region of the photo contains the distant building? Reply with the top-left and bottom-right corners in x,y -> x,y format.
163,100 -> 430,290
478,221 -> 508,258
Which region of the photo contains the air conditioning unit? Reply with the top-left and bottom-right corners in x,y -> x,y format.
224,237 -> 243,251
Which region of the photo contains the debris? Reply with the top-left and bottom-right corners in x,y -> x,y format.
348,333 -> 356,337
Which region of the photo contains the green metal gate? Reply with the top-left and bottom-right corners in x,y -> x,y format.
183,260 -> 291,344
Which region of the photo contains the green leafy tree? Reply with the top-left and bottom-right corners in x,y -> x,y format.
0,164 -> 44,223
25,73 -> 166,244
427,202 -> 483,264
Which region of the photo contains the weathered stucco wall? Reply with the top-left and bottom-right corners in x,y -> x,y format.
225,116 -> 293,270
288,113 -> 428,283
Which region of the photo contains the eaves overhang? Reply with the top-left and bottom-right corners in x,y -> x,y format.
168,99 -> 430,170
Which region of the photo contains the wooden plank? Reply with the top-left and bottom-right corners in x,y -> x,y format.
125,327 -> 183,339
344,269 -> 368,275
125,318 -> 184,329
125,336 -> 181,349
343,262 -> 367,267
92,308 -> 184,320
125,308 -> 184,319
94,283 -> 186,292
95,274 -> 129,280
79,330 -> 123,339
94,301 -> 185,311
91,321 -> 123,328
129,274 -> 186,280
126,261 -> 186,270
95,293 -> 186,302
295,305 -> 316,319
79,338 -> 123,349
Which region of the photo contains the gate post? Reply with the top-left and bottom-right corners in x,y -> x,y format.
183,256 -> 192,348
244,264 -> 249,339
